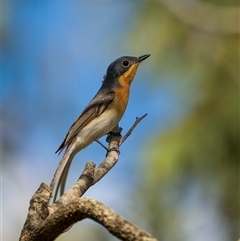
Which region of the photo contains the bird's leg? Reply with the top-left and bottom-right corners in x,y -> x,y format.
95,125 -> 122,153
94,139 -> 108,151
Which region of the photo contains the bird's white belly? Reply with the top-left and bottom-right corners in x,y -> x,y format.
75,108 -> 122,149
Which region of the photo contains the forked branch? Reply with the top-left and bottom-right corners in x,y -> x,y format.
20,115 -> 159,241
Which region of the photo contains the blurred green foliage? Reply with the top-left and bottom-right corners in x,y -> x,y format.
127,0 -> 239,240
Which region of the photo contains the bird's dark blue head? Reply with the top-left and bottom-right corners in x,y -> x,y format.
103,54 -> 150,87
106,54 -> 150,79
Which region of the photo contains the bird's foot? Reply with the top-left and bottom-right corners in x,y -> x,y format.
107,147 -> 120,155
106,125 -> 122,143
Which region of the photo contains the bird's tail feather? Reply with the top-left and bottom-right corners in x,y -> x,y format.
59,160 -> 72,199
50,150 -> 75,202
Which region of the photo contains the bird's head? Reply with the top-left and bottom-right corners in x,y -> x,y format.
104,54 -> 150,87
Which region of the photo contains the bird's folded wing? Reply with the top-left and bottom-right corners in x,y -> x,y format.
55,89 -> 115,154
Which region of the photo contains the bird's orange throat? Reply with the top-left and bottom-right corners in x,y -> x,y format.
112,63 -> 140,115
117,63 -> 140,88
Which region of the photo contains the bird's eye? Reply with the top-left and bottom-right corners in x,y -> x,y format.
122,60 -> 130,67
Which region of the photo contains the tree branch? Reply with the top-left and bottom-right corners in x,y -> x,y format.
120,113 -> 148,146
20,117 -> 158,241
22,196 -> 158,241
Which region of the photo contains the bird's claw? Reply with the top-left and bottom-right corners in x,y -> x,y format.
106,125 -> 122,142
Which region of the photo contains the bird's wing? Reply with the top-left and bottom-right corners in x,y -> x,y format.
55,89 -> 115,154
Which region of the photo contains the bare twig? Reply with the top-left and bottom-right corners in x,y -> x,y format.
93,130 -> 121,184
120,113 -> 148,146
50,162 -> 96,210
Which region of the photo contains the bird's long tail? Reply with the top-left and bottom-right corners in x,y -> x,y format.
50,149 -> 76,202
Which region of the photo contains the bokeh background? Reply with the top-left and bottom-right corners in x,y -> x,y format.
2,1 -> 239,241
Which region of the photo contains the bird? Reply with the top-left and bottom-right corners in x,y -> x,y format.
51,54 -> 151,201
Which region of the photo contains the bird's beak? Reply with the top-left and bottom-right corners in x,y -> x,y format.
137,54 -> 151,63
